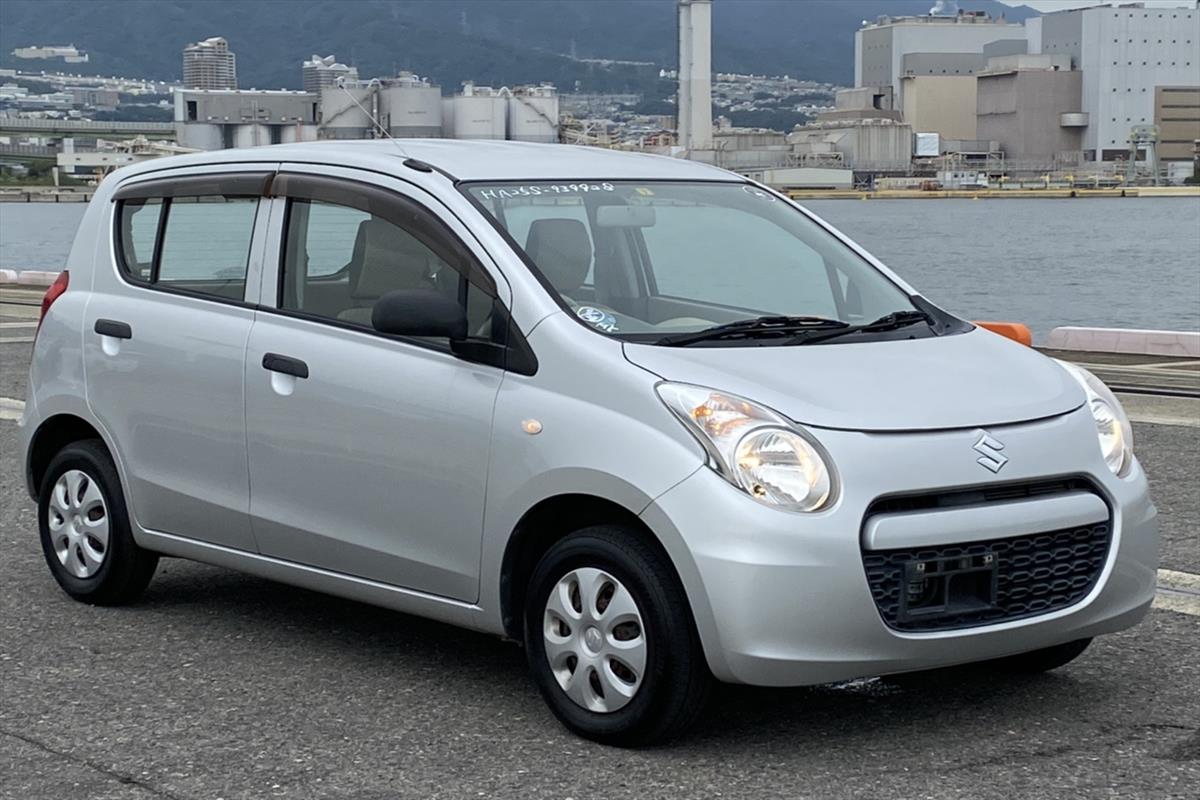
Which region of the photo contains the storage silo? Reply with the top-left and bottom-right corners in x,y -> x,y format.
175,122 -> 223,150
233,124 -> 271,148
281,123 -> 319,143
446,82 -> 507,140
318,83 -> 374,139
380,72 -> 442,138
507,84 -> 559,142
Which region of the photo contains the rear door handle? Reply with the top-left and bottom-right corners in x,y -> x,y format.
262,353 -> 309,379
94,319 -> 132,339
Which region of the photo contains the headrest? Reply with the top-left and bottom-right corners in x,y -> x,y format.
524,218 -> 591,295
351,218 -> 435,300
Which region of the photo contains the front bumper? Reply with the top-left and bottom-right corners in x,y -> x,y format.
641,407 -> 1159,686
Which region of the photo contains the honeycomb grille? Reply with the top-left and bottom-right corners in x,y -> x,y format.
862,520 -> 1112,632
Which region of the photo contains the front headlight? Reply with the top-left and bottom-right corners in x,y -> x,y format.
1058,360 -> 1134,476
656,382 -> 835,511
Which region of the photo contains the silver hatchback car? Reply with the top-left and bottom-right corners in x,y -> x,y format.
21,141 -> 1157,745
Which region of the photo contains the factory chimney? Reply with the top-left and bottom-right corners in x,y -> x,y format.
677,0 -> 713,153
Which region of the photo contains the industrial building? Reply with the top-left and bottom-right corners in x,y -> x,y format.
975,54 -> 1083,165
1037,4 -> 1199,161
174,88 -> 317,150
321,73 -> 442,139
1154,86 -> 1200,163
172,75 -> 559,150
677,0 -> 714,154
182,37 -> 237,90
848,3 -> 1199,174
302,55 -> 358,93
900,74 -> 978,140
855,12 -> 1027,111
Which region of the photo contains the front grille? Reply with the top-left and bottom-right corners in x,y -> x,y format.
866,477 -> 1095,516
862,518 -> 1112,632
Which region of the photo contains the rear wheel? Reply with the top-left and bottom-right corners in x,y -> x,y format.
524,525 -> 711,746
38,439 -> 158,605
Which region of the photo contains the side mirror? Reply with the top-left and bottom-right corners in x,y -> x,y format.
372,289 -> 468,340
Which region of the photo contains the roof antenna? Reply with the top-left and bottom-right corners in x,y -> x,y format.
335,77 -> 409,158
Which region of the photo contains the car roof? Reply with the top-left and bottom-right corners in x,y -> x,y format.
116,139 -> 738,183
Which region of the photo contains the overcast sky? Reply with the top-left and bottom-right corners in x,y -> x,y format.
999,0 -> 1197,9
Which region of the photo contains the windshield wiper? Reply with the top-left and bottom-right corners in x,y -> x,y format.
785,309 -> 932,346
656,315 -> 849,346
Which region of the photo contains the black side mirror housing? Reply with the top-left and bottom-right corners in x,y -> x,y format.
372,289 -> 468,340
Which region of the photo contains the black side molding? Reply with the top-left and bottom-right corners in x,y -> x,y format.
94,319 -> 132,339
261,353 -> 309,379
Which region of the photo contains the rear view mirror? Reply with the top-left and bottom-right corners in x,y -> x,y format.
372,289 -> 468,340
595,205 -> 656,228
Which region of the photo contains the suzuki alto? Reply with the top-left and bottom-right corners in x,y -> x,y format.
20,140 -> 1158,745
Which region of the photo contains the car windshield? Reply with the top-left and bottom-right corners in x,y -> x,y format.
465,180 -> 923,345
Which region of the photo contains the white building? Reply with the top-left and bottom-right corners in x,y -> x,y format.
182,37 -> 237,91
302,55 -> 358,93
1037,4 -> 1199,161
11,45 -> 88,63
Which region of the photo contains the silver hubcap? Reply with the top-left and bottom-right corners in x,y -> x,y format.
47,469 -> 109,579
543,567 -> 647,713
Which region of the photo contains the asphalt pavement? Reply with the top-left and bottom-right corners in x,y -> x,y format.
1,337 -> 1197,800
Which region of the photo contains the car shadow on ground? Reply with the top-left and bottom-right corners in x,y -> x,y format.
120,558 -> 1129,756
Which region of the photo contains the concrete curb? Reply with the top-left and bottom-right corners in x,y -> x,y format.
1047,327 -> 1200,358
1,270 -> 60,288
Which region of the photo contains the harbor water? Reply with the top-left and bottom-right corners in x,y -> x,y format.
2,197 -> 1198,341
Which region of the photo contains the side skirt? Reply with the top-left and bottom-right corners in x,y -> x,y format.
138,529 -> 497,635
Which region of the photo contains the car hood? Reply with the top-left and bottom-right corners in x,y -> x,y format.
622,328 -> 1084,432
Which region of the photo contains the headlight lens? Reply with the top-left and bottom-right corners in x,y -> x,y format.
1058,361 -> 1134,476
656,382 -> 835,511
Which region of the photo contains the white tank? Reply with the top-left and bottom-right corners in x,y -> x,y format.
382,83 -> 442,138
233,124 -> 271,148
175,122 -> 223,151
281,123 -> 319,143
318,85 -> 373,139
448,83 -> 507,139
507,85 -> 559,142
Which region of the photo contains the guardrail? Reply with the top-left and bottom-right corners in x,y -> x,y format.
0,118 -> 174,134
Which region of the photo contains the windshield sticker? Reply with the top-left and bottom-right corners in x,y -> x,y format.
576,306 -> 619,333
741,184 -> 777,201
477,183 -> 615,200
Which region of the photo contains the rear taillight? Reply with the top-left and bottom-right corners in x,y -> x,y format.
37,270 -> 69,335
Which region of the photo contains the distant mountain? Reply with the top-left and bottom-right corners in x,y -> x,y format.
0,0 -> 1038,92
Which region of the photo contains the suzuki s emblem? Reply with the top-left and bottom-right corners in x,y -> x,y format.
972,430 -> 1009,473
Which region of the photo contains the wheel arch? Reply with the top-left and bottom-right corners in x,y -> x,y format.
498,493 -> 689,642
26,413 -> 109,500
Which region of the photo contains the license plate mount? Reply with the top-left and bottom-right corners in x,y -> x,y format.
896,551 -> 1000,624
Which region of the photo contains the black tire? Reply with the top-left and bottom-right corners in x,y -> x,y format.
986,638 -> 1093,674
37,439 -> 158,605
524,525 -> 712,746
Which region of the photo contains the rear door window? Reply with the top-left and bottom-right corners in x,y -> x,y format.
114,176 -> 264,302
156,197 -> 258,299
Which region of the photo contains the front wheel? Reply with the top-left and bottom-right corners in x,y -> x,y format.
524,525 -> 711,746
38,439 -> 158,605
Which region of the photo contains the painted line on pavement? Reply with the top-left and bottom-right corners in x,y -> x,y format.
0,397 -> 24,421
